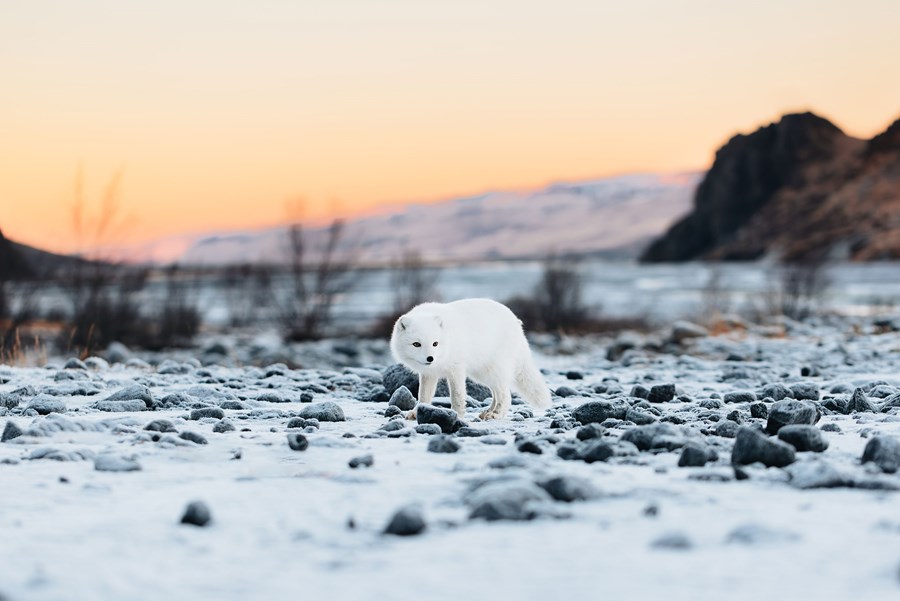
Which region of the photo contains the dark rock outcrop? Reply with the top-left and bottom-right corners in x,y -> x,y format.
641,111 -> 900,262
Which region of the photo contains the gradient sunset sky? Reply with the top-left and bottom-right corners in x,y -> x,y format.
2,0 -> 899,254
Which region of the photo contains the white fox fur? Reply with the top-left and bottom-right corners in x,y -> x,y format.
390,298 -> 551,420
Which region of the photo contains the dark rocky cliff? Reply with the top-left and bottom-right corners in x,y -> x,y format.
641,112 -> 900,262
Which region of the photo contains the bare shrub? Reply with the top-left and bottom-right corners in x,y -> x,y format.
506,254 -> 590,332
63,266 -> 151,354
749,256 -> 832,321
279,219 -> 357,341
699,262 -> 733,321
153,264 -> 202,349
505,254 -> 651,335
369,249 -> 440,337
57,167 -> 161,354
223,263 -> 274,327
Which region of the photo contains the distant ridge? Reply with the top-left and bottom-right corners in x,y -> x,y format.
642,112 -> 900,262
171,172 -> 700,266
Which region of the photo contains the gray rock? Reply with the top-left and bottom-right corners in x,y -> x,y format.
789,383 -> 820,401
181,501 -> 212,527
190,407 -> 225,420
84,356 -> 109,370
286,417 -> 319,429
607,331 -> 642,360
651,532 -> 693,550
731,427 -> 796,467
555,385 -> 579,398
678,441 -> 718,467
766,400 -> 819,434
94,400 -> 147,412
467,480 -> 552,521
777,425 -> 828,452
157,393 -> 192,409
847,388 -> 876,413
383,506 -> 426,536
750,402 -> 769,419
538,476 -> 599,502
287,432 -> 309,451
648,384 -> 676,403
2,421 -> 23,442
157,359 -> 191,375
620,423 -> 681,451
670,320 -> 709,343
416,403 -> 462,434
625,407 -> 657,425
714,420 -> 740,438
787,460 -> 853,489
256,392 -> 287,403
105,341 -> 131,364
382,363 -> 490,401
28,447 -> 95,461
881,392 -> 900,411
379,420 -> 407,432
383,405 -> 402,418
348,454 -> 374,468
724,391 -> 757,404
573,400 -> 627,424
820,397 -> 849,414
361,387 -> 390,403
415,423 -> 442,435
299,401 -> 345,422
179,431 -> 208,445
102,385 -> 154,409
759,383 -> 792,401
427,435 -> 461,453
579,439 -> 616,463
26,395 -> 66,415
516,440 -> 543,454
576,423 -> 606,440
388,386 -> 417,411
1,391 -> 24,409
861,436 -> 900,473
144,419 -> 177,433
726,523 -> 800,545
213,419 -> 235,433
94,454 -> 142,472
629,385 -> 651,400
869,385 -> 897,398
64,357 -> 88,370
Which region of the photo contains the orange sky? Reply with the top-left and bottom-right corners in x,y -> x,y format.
2,0 -> 900,254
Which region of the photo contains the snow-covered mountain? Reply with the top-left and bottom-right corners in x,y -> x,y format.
173,172 -> 700,265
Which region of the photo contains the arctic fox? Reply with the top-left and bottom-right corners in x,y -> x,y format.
390,298 -> 552,420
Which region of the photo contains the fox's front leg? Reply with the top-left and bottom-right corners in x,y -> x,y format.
447,369 -> 467,418
407,372 -> 438,420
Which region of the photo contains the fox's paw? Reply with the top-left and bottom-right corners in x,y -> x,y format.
479,408 -> 498,421
405,408 -> 418,420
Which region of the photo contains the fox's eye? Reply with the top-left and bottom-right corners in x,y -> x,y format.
412,342 -> 421,347
432,342 -> 438,347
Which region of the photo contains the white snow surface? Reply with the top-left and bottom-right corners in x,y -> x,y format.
2,321 -> 900,601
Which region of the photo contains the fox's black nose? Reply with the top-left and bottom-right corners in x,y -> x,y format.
426,356 -> 434,363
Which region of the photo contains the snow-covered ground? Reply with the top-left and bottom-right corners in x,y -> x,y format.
2,316 -> 900,601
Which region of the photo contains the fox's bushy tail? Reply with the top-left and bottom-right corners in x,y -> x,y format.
514,354 -> 552,410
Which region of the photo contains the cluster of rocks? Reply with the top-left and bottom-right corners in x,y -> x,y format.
3,325 -> 900,541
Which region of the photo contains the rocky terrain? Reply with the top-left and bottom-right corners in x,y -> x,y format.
642,111 -> 900,262
2,315 -> 900,600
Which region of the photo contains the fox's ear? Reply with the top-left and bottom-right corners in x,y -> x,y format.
398,318 -> 407,331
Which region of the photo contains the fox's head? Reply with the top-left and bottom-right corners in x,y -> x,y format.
391,313 -> 445,369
